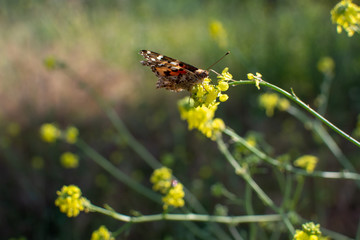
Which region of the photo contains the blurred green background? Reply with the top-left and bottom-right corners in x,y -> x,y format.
1,0 -> 359,239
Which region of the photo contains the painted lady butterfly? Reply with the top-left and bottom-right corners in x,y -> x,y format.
140,50 -> 209,92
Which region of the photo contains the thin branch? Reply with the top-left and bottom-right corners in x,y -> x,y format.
229,80 -> 360,148
87,203 -> 282,224
223,128 -> 360,181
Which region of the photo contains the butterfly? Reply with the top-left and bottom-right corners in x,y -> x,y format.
140,50 -> 209,92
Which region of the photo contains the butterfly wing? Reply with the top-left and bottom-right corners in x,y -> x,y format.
140,50 -> 208,92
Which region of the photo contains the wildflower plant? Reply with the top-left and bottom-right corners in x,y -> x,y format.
49,9 -> 360,239
177,68 -> 231,140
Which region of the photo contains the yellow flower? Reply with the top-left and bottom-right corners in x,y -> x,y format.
150,167 -> 186,210
212,118 -> 225,133
278,98 -> 290,111
181,103 -> 224,140
91,225 -> 115,240
293,222 -> 328,240
64,126 -> 79,144
180,103 -> 224,140
218,67 -> 233,81
219,94 -> 229,102
179,69 -> 232,140
209,20 -> 228,48
294,155 -> 318,173
191,68 -> 232,108
150,167 -> 172,194
246,135 -> 257,148
218,82 -> 229,92
55,185 -> 89,217
259,93 -> 279,117
162,182 -> 185,210
331,0 -> 360,37
317,57 -> 335,75
247,72 -> 263,89
40,123 -> 60,143
259,93 -> 290,116
247,73 -> 255,80
60,152 -> 79,168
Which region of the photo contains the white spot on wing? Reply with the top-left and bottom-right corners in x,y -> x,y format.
157,55 -> 163,60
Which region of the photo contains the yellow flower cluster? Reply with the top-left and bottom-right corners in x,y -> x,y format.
294,155 -> 318,173
40,123 -> 79,144
191,68 -> 231,107
65,126 -> 79,144
40,123 -> 61,143
60,152 -> 79,168
150,167 -> 172,194
150,167 -> 185,210
91,225 -> 115,240
317,57 -> 335,75
331,0 -> 360,37
258,93 -> 290,117
293,222 -> 329,240
178,101 -> 225,140
55,185 -> 89,217
178,68 -> 232,140
161,182 -> 185,210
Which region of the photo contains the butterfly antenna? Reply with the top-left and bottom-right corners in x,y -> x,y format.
206,51 -> 230,70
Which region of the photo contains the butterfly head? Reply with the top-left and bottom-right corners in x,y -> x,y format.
195,69 -> 209,80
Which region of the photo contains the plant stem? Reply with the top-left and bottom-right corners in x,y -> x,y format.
287,106 -> 360,187
224,128 -> 360,181
77,139 -> 161,203
87,203 -> 282,224
229,80 -> 360,148
216,137 -> 295,234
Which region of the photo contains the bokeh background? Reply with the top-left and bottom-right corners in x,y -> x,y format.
1,0 -> 359,239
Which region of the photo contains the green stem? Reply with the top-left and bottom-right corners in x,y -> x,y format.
291,176 -> 305,211
224,128 -> 360,181
317,71 -> 333,116
229,80 -> 360,148
287,106 -> 360,187
244,184 -> 258,240
87,203 -> 282,224
76,139 -> 161,203
216,137 -> 295,234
